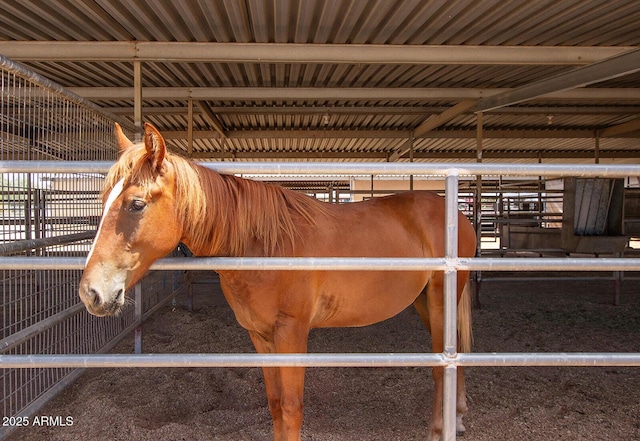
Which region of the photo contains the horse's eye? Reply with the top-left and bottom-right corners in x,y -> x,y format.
126,199 -> 147,212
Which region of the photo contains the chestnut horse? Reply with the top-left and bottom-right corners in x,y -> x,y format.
79,123 -> 476,441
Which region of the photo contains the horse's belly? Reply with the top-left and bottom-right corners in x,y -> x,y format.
312,270 -> 428,328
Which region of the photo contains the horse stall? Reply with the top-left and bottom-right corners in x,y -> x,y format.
492,175 -> 638,306
500,177 -> 629,255
0,56 -> 187,440
0,57 -> 639,441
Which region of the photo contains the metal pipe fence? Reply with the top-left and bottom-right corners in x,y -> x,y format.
1,160 -> 640,441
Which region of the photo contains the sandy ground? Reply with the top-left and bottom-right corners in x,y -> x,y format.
8,271 -> 640,440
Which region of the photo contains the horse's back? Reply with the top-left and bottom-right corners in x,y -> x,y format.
308,190 -> 475,259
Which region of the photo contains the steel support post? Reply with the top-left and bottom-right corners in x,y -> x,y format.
443,173 -> 460,441
133,61 -> 142,135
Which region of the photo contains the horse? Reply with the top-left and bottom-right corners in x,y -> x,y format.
79,123 -> 476,441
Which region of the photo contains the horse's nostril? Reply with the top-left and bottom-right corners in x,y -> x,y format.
88,288 -> 101,307
115,289 -> 124,303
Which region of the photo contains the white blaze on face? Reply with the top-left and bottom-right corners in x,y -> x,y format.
86,179 -> 125,266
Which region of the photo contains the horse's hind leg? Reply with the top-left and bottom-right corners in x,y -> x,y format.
456,366 -> 468,435
414,276 -> 468,440
414,285 -> 444,440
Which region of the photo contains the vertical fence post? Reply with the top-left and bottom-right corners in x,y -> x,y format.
443,172 -> 460,440
134,283 -> 143,354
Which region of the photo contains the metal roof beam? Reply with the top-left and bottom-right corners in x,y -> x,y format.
69,87 -> 640,101
387,139 -> 414,162
162,129 -> 640,140
414,151 -> 640,160
195,101 -> 228,139
106,105 -> 640,116
188,150 -> 640,161
413,100 -> 476,138
475,49 -> 640,112
388,100 -> 477,161
600,118 -> 640,137
413,100 -> 477,138
0,41 -> 631,65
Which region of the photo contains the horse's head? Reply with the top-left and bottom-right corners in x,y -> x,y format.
79,123 -> 183,316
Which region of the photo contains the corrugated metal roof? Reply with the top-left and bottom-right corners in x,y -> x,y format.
0,0 -> 639,163
2,0 -> 638,45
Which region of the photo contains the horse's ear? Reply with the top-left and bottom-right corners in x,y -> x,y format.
115,123 -> 133,151
143,123 -> 166,172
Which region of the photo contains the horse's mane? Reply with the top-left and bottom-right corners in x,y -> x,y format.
103,144 -> 328,256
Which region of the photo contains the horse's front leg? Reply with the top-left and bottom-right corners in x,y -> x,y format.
272,365 -> 305,441
249,332 -> 287,440
272,316 -> 309,441
249,319 -> 309,441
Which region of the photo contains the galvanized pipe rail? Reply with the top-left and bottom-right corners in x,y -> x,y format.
2,352 -> 640,369
2,160 -> 640,178
3,160 -> 640,441
0,231 -> 95,255
2,255 -> 640,272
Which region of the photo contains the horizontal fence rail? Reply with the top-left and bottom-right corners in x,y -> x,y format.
2,160 -> 640,178
2,352 -> 640,369
0,231 -> 95,255
2,256 -> 640,272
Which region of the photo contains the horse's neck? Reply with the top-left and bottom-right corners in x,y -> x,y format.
182,171 -> 288,258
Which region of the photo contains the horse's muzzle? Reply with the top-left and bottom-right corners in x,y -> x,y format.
79,281 -> 126,317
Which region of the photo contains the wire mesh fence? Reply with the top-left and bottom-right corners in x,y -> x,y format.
0,55 -> 185,440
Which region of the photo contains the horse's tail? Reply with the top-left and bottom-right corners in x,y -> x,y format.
457,280 -> 473,353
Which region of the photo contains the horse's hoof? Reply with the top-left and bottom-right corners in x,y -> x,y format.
456,416 -> 466,436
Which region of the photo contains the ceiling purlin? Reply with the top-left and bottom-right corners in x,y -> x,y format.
474,49 -> 640,113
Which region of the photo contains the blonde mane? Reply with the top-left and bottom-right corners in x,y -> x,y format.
103,144 -> 327,256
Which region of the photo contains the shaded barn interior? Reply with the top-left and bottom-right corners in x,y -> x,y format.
1,1 -> 639,440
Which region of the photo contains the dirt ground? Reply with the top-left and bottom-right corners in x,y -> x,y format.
9,271 -> 640,441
